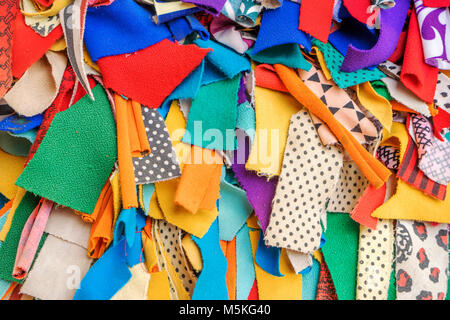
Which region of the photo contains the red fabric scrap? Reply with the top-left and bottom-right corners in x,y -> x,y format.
350,184 -> 386,229
299,0 -> 335,43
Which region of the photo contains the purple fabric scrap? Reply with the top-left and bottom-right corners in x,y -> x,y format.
340,0 -> 410,72
181,0 -> 227,16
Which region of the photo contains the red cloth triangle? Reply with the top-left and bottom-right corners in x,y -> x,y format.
97,39 -> 210,108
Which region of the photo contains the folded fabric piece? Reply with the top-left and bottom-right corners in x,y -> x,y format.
182,75 -> 241,150
13,199 -> 54,280
209,14 -> 253,54
321,212 -> 359,300
316,256 -> 338,300
232,135 -> 278,232
414,0 -> 450,70
16,85 -> 117,214
12,10 -> 63,79
299,65 -> 378,147
401,7 -> 439,104
0,114 -> 42,135
274,64 -> 391,189
98,39 -> 209,108
313,40 -> 385,89
372,122 -> 450,223
245,86 -> 301,177
249,229 -> 302,300
299,0 -> 335,43
0,149 -> 26,200
114,94 -> 138,209
248,44 -> 312,70
254,63 -> 288,93
264,110 -> 343,254
381,77 -> 431,117
84,0 -> 172,62
20,234 -> 92,300
256,232 -> 283,277
192,219 -> 228,300
355,81 -> 393,132
0,192 -> 41,283
221,0 -> 262,27
327,161 -> 369,214
166,15 -> 209,41
5,51 -> 67,117
194,38 -> 250,84
0,0 -> 17,98
182,0 -> 226,15
341,0 -> 410,72
174,145 -> 223,214
395,220 -> 449,300
356,219 -> 394,300
151,0 -> 200,24
236,224 -> 256,300
134,107 -> 181,184
60,0 -> 93,100
21,0 -> 60,37
328,16 -> 378,57
252,1 -> 311,55
218,169 -> 253,241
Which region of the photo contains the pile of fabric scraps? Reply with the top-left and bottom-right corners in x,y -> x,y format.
0,0 -> 449,301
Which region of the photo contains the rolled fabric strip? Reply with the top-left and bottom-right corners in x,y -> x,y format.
274,64 -> 391,188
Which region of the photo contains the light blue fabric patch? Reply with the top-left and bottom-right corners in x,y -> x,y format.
236,101 -> 255,142
301,257 -> 320,300
218,167 -> 253,241
142,183 -> 155,216
192,218 -> 229,300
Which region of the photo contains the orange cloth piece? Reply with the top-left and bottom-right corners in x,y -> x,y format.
274,64 -> 391,188
115,94 -> 138,209
174,145 -> 223,214
0,200 -> 13,218
88,181 -> 114,259
350,184 -> 385,229
225,238 -> 237,300
131,100 -> 151,157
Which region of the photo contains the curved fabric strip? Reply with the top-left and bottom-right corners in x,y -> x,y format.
400,7 -> 439,104
341,0 -> 410,72
274,64 -> 391,188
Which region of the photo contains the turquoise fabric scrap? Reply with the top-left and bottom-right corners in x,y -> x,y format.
182,74 -> 241,151
218,167 -> 253,241
301,258 -> 320,300
192,218 -> 229,300
236,224 -> 256,300
248,44 -> 312,71
142,183 -> 155,216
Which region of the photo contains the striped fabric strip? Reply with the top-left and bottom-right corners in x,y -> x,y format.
397,134 -> 447,200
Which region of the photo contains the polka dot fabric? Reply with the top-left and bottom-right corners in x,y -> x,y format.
264,109 -> 343,254
312,39 -> 386,89
133,107 -> 181,184
356,219 -> 394,300
157,219 -> 197,295
327,161 -> 369,214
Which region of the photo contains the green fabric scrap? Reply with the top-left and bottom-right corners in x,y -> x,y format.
182,74 -> 241,151
371,80 -> 393,101
16,85 -> 117,214
248,44 -> 312,70
322,212 -> 359,300
312,39 -> 385,89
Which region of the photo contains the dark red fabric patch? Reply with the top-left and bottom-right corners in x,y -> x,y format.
97,39 -> 210,108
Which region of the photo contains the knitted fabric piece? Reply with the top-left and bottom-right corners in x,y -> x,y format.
16,85 -> 117,214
